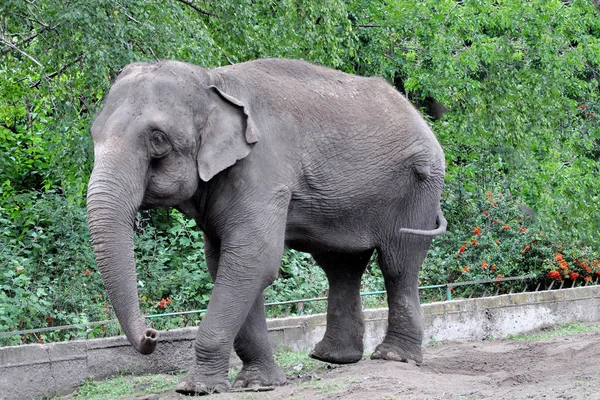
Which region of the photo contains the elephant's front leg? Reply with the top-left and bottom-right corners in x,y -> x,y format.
175,223 -> 286,395
203,236 -> 285,390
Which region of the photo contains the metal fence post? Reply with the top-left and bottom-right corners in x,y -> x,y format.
446,284 -> 452,301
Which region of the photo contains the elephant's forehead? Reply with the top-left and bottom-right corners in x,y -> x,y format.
97,76 -> 196,126
111,73 -> 190,105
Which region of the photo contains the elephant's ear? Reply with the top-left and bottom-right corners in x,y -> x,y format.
197,86 -> 258,182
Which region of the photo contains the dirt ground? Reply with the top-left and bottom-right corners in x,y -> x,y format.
150,327 -> 600,400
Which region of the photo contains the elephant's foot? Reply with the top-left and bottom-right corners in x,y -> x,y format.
175,368 -> 230,396
370,341 -> 423,365
309,337 -> 363,364
232,362 -> 286,391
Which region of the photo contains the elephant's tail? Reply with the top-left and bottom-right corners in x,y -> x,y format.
399,209 -> 447,237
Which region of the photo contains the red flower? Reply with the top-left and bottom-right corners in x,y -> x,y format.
570,272 -> 579,280
157,298 -> 172,309
482,260 -> 489,270
471,239 -> 478,246
559,261 -> 569,271
491,265 -> 497,271
554,253 -> 564,262
85,269 -> 91,276
523,245 -> 531,251
158,298 -> 168,309
579,104 -> 585,109
547,270 -> 561,280
495,240 -> 500,245
101,325 -> 107,332
483,211 -> 489,215
495,274 -> 503,285
462,265 -> 469,273
584,276 -> 592,283
520,227 -> 527,233
46,316 -> 54,324
459,245 -> 466,253
17,269 -> 23,274
472,227 -> 481,235
502,225 -> 510,230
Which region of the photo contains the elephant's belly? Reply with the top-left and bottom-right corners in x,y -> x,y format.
284,218 -> 374,254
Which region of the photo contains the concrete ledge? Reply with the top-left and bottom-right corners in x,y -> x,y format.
1,286 -> 599,400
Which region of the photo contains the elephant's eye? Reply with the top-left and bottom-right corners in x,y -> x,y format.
149,130 -> 171,158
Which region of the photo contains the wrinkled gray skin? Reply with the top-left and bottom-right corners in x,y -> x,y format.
87,59 -> 446,395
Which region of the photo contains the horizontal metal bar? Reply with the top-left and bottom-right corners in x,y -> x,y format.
265,296 -> 327,307
147,309 -> 206,319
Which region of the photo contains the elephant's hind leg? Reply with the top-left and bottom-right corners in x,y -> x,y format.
309,250 -> 373,364
232,294 -> 286,390
371,233 -> 432,365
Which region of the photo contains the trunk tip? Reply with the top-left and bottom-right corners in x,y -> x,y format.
136,328 -> 159,355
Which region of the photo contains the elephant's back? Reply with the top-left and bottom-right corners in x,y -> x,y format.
214,59 -> 438,146
214,58 -> 444,189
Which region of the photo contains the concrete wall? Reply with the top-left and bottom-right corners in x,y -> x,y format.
2,285 -> 599,400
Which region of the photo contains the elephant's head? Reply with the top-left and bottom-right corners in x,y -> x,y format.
86,61 -> 257,354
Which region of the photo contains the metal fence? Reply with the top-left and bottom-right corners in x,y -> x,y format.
1,274 -> 598,341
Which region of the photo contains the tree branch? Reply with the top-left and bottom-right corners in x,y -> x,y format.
0,23 -> 56,55
30,54 -> 84,88
174,0 -> 216,17
121,9 -> 142,24
0,37 -> 43,67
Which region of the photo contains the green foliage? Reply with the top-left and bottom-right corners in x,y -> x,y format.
134,210 -> 212,328
265,250 -> 328,317
0,192 -> 100,344
1,0 -> 599,344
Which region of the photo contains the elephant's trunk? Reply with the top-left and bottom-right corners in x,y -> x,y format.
87,155 -> 158,355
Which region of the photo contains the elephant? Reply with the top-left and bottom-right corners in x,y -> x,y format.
86,58 -> 446,395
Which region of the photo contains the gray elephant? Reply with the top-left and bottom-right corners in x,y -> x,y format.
87,58 -> 446,395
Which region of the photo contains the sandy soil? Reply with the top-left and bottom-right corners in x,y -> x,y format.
150,327 -> 600,400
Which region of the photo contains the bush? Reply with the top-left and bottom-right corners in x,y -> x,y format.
424,183 -> 600,299
0,192 -> 101,345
